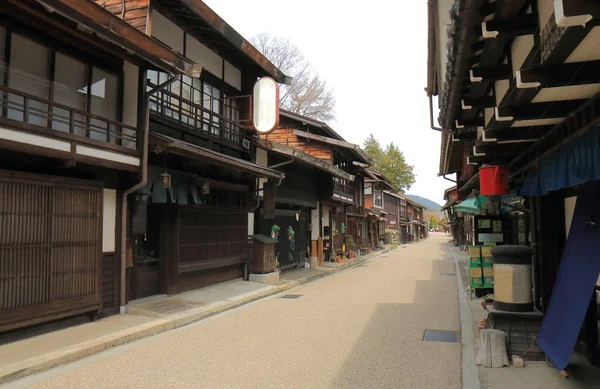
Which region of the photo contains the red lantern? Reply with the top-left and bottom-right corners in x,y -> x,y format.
479,165 -> 509,196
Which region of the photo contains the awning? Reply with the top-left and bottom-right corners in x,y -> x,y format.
142,165 -> 250,205
520,124 -> 600,196
151,133 -> 283,180
455,195 -> 488,215
255,138 -> 354,181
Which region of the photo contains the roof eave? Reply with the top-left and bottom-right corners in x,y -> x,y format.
179,0 -> 290,84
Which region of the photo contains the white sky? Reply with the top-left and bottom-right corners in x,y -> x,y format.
205,0 -> 454,205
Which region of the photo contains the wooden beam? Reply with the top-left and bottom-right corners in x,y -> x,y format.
462,96 -> 496,110
486,125 -> 555,141
499,99 -> 587,120
518,61 -> 600,89
470,64 -> 512,82
455,116 -> 485,128
483,13 -> 538,39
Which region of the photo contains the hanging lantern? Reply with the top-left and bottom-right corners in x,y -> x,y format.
161,172 -> 172,189
201,181 -> 210,195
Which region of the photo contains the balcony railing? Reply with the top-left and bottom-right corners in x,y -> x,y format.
0,85 -> 138,150
148,83 -> 244,147
333,177 -> 354,198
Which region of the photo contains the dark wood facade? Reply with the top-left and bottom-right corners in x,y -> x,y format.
0,171 -> 104,332
259,110 -> 370,261
0,1 -> 154,332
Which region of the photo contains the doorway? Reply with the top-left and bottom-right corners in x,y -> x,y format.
133,206 -> 161,299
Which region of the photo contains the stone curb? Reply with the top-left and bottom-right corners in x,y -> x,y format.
0,247 -> 394,385
447,244 -> 482,389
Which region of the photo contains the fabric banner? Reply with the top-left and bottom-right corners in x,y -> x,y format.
520,125 -> 600,196
536,181 -> 600,370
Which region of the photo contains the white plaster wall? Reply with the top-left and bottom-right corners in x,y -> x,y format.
248,212 -> 255,236
186,35 -> 223,79
511,35 -> 534,71
564,196 -> 577,239
511,118 -> 562,127
484,107 -> 494,128
311,204 -> 320,241
495,79 -> 510,105
103,189 -> 117,253
538,0 -> 555,32
322,204 -> 331,237
151,11 -> 184,53
566,26 -> 600,63
224,61 -> 242,91
122,61 -> 138,149
532,84 -> 600,103
256,148 -> 268,195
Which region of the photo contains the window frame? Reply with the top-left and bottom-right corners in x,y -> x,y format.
0,23 -> 124,143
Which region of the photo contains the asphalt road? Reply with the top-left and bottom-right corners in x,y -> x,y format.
12,233 -> 461,389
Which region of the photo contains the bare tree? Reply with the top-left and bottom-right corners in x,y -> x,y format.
251,33 -> 336,122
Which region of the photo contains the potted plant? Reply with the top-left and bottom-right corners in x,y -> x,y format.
345,235 -> 357,257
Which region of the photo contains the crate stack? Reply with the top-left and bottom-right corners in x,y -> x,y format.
468,244 -> 496,291
481,244 -> 495,288
468,245 -> 483,289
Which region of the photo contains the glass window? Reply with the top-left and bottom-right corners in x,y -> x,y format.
8,33 -> 50,127
365,185 -> 372,195
52,53 -> 87,134
89,67 -> 118,142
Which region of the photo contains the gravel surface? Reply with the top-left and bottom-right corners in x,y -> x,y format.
15,233 -> 461,389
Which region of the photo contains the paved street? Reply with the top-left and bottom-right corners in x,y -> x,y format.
8,234 -> 460,389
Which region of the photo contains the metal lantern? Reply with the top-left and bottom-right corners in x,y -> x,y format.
201,181 -> 210,195
161,172 -> 172,189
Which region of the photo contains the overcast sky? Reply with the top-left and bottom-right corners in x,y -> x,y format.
205,0 -> 453,205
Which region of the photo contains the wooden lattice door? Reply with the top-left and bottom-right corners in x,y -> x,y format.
0,172 -> 102,332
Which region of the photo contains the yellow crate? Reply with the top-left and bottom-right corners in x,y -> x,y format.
469,267 -> 483,278
468,245 -> 482,258
481,246 -> 494,257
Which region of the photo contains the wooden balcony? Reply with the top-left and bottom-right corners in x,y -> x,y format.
0,85 -> 141,171
148,83 -> 245,149
333,177 -> 354,203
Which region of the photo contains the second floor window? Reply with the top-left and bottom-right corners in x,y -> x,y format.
0,27 -> 127,147
147,71 -> 242,144
374,191 -> 383,208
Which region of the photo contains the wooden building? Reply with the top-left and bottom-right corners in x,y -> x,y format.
0,0 -> 196,332
91,0 -> 289,300
428,0 -> 600,370
0,0 -> 288,333
407,199 -> 427,242
257,110 -> 370,263
364,170 -> 393,249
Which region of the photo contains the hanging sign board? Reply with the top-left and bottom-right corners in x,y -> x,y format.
252,77 -> 280,133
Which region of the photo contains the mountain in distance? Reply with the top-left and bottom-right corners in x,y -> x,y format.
404,195 -> 442,211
